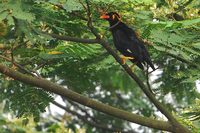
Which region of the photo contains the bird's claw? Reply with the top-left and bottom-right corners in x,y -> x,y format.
120,56 -> 134,65
130,67 -> 134,72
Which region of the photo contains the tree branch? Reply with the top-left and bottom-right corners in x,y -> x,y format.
0,55 -> 36,77
167,53 -> 199,68
78,0 -> 88,13
0,63 -> 181,132
85,0 -> 101,38
143,40 -> 199,68
41,32 -> 99,44
52,101 -> 137,133
71,11 -> 95,22
11,40 -> 29,61
102,20 -> 121,38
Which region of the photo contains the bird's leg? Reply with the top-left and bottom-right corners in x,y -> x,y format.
120,56 -> 134,65
130,61 -> 138,72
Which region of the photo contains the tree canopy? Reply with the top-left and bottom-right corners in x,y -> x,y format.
0,0 -> 200,132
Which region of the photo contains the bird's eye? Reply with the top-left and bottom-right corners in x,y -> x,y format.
112,14 -> 115,20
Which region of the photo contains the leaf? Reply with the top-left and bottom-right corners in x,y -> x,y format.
7,15 -> 15,25
3,1 -> 35,22
179,50 -> 192,60
179,18 -> 200,26
165,21 -> 173,28
181,76 -> 200,83
39,53 -> 75,59
193,43 -> 200,49
22,118 -> 29,126
12,10 -> 35,22
180,112 -> 198,117
3,100 -> 10,113
179,45 -> 200,55
153,46 -> 166,51
32,27 -> 54,41
190,116 -> 200,121
18,20 -> 35,43
62,0 -> 83,12
0,11 -> 8,20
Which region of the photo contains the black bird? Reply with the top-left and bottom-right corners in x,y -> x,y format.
100,12 -> 155,71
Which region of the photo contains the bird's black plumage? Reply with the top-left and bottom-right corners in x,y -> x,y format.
101,12 -> 155,70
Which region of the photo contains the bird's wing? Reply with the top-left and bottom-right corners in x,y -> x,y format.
138,40 -> 155,70
113,27 -> 144,62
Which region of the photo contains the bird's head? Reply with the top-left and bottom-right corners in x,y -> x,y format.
100,12 -> 123,26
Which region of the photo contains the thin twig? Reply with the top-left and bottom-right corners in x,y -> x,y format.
41,32 -> 99,44
71,11 -> 94,22
78,0 -> 88,12
32,59 -> 52,71
158,40 -> 169,68
66,99 -> 99,123
0,55 -> 36,77
102,20 -> 121,38
11,40 -> 29,61
86,0 -> 91,15
104,2 -> 114,13
148,59 -> 177,74
78,23 -> 90,30
146,66 -> 155,96
145,39 -> 155,96
167,53 -> 199,67
31,70 -> 42,77
85,0 -> 100,38
142,39 -> 199,69
31,59 -> 52,77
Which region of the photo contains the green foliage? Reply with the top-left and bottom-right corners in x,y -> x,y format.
0,0 -> 200,132
171,98 -> 200,133
0,79 -> 53,125
0,0 -> 35,25
144,18 -> 200,104
180,98 -> 200,121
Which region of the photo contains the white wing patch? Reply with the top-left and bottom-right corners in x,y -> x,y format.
127,49 -> 132,53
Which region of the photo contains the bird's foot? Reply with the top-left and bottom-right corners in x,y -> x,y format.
130,62 -> 138,72
120,56 -> 134,65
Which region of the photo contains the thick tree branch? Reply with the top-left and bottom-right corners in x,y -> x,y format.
41,32 -> 99,44
52,101 -> 137,133
0,63 -> 179,132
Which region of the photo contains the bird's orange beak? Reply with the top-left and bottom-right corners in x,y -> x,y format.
100,15 -> 110,19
